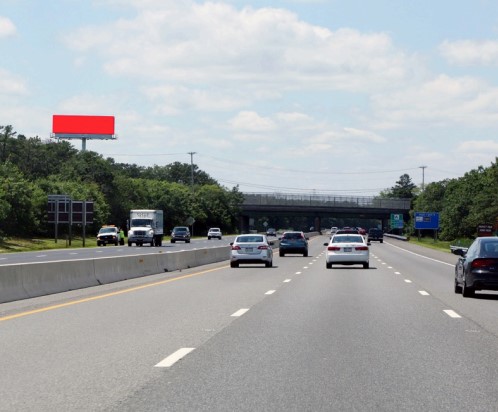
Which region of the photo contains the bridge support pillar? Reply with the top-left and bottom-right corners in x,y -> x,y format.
314,216 -> 321,233
240,215 -> 250,234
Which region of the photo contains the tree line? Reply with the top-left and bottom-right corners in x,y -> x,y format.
0,125 -> 244,238
380,161 -> 498,240
1,125 -> 497,241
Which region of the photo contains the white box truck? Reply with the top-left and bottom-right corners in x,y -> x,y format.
127,210 -> 164,247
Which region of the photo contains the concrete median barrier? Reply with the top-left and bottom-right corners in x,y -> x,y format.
0,264 -> 30,303
0,246 -> 232,304
94,254 -> 161,284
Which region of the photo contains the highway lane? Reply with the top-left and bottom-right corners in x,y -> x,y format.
0,236 -> 235,265
1,236 -> 497,411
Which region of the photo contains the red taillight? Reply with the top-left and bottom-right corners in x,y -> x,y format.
328,246 -> 340,251
471,258 -> 497,269
355,246 -> 368,251
258,245 -> 269,250
232,245 -> 241,250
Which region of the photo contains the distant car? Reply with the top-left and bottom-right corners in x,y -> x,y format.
96,226 -> 119,246
230,234 -> 273,268
279,231 -> 308,257
367,228 -> 384,243
330,227 -> 338,237
266,228 -> 277,237
453,236 -> 498,297
207,227 -> 222,240
324,234 -> 370,269
171,226 -> 191,243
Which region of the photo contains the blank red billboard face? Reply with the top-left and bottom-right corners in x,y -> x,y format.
52,115 -> 115,135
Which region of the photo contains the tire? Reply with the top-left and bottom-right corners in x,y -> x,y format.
186,240 -> 190,243
303,251 -> 308,257
171,239 -> 175,243
97,241 -> 101,246
230,262 -> 238,268
326,262 -> 332,269
279,251 -> 284,257
208,237 -> 211,240
363,262 -> 369,269
462,280 -> 475,298
114,241 -> 118,246
265,260 -> 272,268
380,240 -> 383,243
454,278 -> 462,294
128,242 -> 132,247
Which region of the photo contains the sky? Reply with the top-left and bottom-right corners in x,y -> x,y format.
2,0 -> 498,195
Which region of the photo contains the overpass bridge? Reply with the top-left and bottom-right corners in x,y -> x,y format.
240,192 -> 411,232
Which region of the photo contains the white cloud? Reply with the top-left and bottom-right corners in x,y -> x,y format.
228,110 -> 276,132
371,74 -> 498,128
0,16 -> 16,38
440,39 -> 498,66
64,2 -> 419,96
0,68 -> 28,95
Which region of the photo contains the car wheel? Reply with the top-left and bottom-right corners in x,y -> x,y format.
462,279 -> 475,298
208,237 -> 211,240
454,278 -> 462,294
303,251 -> 308,257
186,240 -> 190,243
279,251 -> 284,257
326,262 -> 332,269
363,262 -> 369,269
171,239 -> 175,243
230,262 -> 238,268
265,260 -> 272,268
380,240 -> 383,243
128,242 -> 132,246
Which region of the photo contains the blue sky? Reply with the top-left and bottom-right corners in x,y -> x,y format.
2,0 -> 498,194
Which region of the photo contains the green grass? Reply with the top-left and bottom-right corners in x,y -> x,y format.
0,236 -> 97,253
407,236 -> 473,253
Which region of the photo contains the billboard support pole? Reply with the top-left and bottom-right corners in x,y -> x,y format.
82,201 -> 87,247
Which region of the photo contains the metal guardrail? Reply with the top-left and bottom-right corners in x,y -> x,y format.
242,193 -> 411,210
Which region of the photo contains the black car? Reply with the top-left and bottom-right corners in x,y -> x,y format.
279,231 -> 308,257
367,228 -> 383,243
171,226 -> 191,243
453,236 -> 498,297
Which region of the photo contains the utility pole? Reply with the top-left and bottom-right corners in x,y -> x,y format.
419,165 -> 427,191
188,151 -> 196,192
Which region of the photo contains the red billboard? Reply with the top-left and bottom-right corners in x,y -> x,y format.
52,115 -> 115,135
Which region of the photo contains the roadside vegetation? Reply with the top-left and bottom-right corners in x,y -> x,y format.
0,125 -> 497,253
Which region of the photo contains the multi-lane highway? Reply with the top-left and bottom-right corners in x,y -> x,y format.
0,237 -> 234,265
1,237 -> 497,411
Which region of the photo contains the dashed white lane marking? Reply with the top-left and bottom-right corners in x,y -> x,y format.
284,279 -> 291,283
295,272 -> 302,275
36,255 -> 47,258
231,308 -> 249,317
382,262 -> 386,265
404,279 -> 412,283
155,348 -> 195,368
395,271 -> 401,275
388,266 -> 393,269
419,291 -> 430,296
303,266 -> 309,269
69,253 -> 78,255
444,310 -> 461,318
265,290 -> 276,295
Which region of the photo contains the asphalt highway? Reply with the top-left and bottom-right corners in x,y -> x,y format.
1,237 -> 497,411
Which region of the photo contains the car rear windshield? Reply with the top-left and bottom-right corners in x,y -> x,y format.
237,236 -> 264,243
174,227 -> 188,232
481,241 -> 498,257
333,235 -> 364,243
283,232 -> 303,239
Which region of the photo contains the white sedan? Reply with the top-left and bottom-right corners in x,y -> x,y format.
324,234 -> 370,269
230,234 -> 273,268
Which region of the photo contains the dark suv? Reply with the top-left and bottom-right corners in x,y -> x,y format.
171,226 -> 191,243
367,228 -> 383,243
279,231 -> 308,257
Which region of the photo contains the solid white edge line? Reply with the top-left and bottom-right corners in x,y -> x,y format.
385,242 -> 454,266
265,290 -> 276,295
444,310 -> 462,318
231,308 -> 249,317
155,347 -> 195,368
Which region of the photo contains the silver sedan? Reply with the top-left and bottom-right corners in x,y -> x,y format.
230,234 -> 273,268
